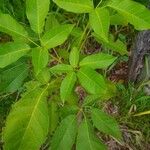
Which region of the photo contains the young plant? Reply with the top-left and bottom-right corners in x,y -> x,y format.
0,0 -> 150,149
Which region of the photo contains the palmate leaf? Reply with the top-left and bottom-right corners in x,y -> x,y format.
3,82 -> 49,150
0,60 -> 28,93
0,42 -> 30,68
53,0 -> 94,13
41,24 -> 74,49
89,7 -> 110,41
107,0 -> 150,30
79,53 -> 116,69
77,67 -> 107,95
51,115 -> 77,150
91,108 -> 122,140
60,72 -> 77,103
76,118 -> 106,150
0,14 -> 28,39
26,0 -> 50,34
32,47 -> 49,76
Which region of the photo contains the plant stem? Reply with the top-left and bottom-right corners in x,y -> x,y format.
78,22 -> 90,51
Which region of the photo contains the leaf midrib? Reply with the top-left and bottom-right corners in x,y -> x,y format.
108,2 -> 150,25
17,84 -> 49,150
0,47 -> 30,56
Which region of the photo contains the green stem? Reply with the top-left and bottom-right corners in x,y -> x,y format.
78,22 -> 90,51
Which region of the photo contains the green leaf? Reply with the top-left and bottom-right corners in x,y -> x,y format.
83,95 -> 100,106
32,47 -> 49,76
48,101 -> 59,134
3,82 -> 49,150
36,68 -> 51,84
110,13 -> 128,25
0,60 -> 28,93
60,72 -> 77,103
45,13 -> 59,31
51,115 -> 77,150
107,0 -> 150,30
41,24 -> 74,49
0,42 -> 30,68
69,47 -> 79,68
50,64 -> 73,74
91,108 -> 122,140
53,0 -> 94,13
0,14 -> 28,39
79,53 -> 116,69
94,33 -> 128,55
89,7 -> 110,41
77,67 -> 107,95
26,0 -> 50,34
76,118 -> 106,150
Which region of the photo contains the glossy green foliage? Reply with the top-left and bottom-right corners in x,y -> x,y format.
1,0 -> 150,149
